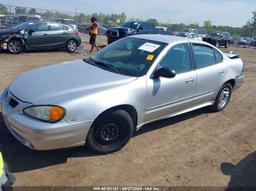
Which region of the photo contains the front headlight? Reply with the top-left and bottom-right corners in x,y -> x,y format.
23,105 -> 66,123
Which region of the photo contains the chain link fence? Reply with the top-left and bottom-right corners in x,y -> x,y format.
0,4 -> 85,29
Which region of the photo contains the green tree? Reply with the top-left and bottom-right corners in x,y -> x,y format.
251,11 -> 256,37
28,8 -> 37,15
146,18 -> 159,26
203,20 -> 212,32
0,3 -> 8,15
15,6 -> 27,14
41,10 -> 54,19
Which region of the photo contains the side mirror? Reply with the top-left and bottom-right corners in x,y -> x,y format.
152,67 -> 176,79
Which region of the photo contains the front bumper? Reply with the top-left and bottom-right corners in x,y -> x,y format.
0,90 -> 93,150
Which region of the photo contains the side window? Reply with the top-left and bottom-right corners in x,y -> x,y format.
159,43 -> 191,74
63,26 -> 69,30
33,23 -> 49,32
214,49 -> 223,63
49,23 -> 63,31
193,44 -> 216,69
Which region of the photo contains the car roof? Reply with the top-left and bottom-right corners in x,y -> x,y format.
132,34 -> 212,46
132,34 -> 189,44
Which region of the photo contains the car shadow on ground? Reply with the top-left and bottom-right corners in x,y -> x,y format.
221,151 -> 256,191
0,107 -> 213,173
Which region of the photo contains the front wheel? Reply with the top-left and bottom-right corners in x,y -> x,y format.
225,41 -> 230,48
7,39 -> 22,54
87,110 -> 134,154
66,39 -> 77,52
211,83 -> 232,112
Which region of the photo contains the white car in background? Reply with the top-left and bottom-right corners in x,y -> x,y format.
176,32 -> 202,41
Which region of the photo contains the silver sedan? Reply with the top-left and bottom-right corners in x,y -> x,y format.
0,35 -> 244,154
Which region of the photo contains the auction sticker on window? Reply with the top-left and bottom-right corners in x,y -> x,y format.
138,43 -> 160,52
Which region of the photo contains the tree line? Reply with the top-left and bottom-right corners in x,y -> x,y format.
0,3 -> 255,37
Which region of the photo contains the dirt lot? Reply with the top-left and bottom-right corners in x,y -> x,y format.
0,36 -> 256,189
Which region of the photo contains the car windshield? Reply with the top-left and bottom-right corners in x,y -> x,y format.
85,37 -> 167,77
121,22 -> 139,30
12,22 -> 34,31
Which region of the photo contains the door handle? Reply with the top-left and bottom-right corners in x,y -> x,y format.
219,71 -> 225,75
186,79 -> 194,84
62,32 -> 68,35
43,33 -> 48,36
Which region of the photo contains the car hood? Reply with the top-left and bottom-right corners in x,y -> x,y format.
9,60 -> 137,104
0,29 -> 16,36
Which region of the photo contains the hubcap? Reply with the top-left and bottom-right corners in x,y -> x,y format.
9,41 -> 21,53
68,40 -> 77,51
218,87 -> 230,108
93,119 -> 124,146
100,123 -> 120,141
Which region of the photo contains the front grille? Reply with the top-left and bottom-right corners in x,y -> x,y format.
9,98 -> 19,108
107,30 -> 119,37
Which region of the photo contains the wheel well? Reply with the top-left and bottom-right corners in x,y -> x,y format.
9,37 -> 24,45
95,105 -> 138,128
67,38 -> 78,45
225,79 -> 235,88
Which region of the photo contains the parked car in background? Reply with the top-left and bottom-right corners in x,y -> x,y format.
237,37 -> 251,48
106,21 -> 156,44
183,28 -> 198,34
250,38 -> 256,47
176,32 -> 202,40
197,28 -> 208,38
1,15 -> 41,29
16,15 -> 41,24
155,26 -> 169,35
0,21 -> 81,53
48,18 -> 78,30
0,35 -> 244,154
203,32 -> 232,48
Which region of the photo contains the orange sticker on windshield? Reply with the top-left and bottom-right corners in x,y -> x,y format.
146,54 -> 154,61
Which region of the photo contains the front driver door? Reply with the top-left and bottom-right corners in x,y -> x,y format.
25,23 -> 51,49
145,43 -> 196,122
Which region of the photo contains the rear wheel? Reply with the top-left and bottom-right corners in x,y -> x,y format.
211,83 -> 232,112
216,41 -> 220,48
66,39 -> 77,52
7,39 -> 22,54
225,41 -> 230,48
87,110 -> 134,154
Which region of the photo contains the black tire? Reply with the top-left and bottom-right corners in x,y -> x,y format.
225,41 -> 230,48
7,39 -> 22,54
66,39 -> 78,52
211,83 -> 232,112
216,41 -> 220,48
87,110 -> 134,154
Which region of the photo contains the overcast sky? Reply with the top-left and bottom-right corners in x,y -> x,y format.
1,0 -> 255,27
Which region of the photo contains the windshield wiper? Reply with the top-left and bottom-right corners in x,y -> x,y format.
84,57 -> 119,73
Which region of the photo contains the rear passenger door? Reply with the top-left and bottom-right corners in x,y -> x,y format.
192,44 -> 227,103
47,23 -> 70,47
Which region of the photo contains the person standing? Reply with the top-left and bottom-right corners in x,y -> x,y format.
88,17 -> 99,53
